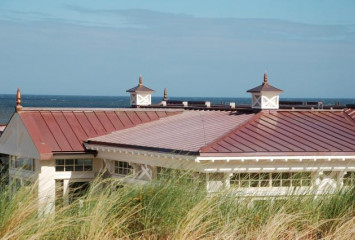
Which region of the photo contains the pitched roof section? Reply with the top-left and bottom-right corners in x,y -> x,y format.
88,111 -> 255,153
200,110 -> 355,157
18,108 -> 181,157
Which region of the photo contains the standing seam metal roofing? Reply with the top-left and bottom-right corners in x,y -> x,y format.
88,111 -> 256,152
345,108 -> 355,121
19,108 -> 182,158
200,110 -> 355,156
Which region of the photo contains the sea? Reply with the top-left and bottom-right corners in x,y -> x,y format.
0,94 -> 354,124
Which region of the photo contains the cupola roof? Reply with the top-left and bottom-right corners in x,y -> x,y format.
247,72 -> 283,93
126,75 -> 155,93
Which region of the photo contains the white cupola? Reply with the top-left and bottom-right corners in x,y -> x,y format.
126,75 -> 155,107
247,73 -> 283,110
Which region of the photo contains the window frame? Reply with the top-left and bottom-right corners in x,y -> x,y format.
11,156 -> 35,171
230,172 -> 312,188
114,161 -> 133,175
55,159 -> 93,172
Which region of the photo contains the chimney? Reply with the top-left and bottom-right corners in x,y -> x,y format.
246,72 -> 283,110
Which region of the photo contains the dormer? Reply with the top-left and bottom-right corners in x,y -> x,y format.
126,75 -> 155,107
247,73 -> 283,110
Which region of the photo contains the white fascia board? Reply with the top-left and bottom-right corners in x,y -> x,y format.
195,156 -> 355,162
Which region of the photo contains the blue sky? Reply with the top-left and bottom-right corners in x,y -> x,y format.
0,0 -> 354,98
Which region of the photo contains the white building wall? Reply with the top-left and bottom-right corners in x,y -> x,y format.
0,113 -> 40,159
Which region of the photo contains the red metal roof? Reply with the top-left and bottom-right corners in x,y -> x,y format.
345,108 -> 355,121
18,108 -> 181,159
87,109 -> 355,157
200,110 -> 355,156
88,111 -> 255,152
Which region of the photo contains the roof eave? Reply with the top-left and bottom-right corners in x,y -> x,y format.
199,151 -> 355,157
85,141 -> 199,155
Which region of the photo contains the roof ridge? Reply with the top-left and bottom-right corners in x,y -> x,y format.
199,111 -> 262,153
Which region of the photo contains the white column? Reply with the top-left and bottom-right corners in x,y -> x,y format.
63,179 -> 69,205
38,160 -> 56,215
224,173 -> 231,189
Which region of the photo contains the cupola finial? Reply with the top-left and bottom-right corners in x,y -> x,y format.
263,72 -> 268,85
15,88 -> 22,112
163,88 -> 168,101
139,74 -> 143,86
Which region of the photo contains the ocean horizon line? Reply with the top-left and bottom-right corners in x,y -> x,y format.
0,93 -> 354,100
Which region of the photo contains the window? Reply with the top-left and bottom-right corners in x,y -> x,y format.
230,172 -> 312,188
114,161 -> 133,175
55,159 -> 93,172
343,172 -> 355,186
13,157 -> 35,171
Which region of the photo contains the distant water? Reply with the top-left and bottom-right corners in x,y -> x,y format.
0,94 -> 354,124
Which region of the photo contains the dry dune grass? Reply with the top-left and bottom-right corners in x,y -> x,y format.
0,175 -> 354,240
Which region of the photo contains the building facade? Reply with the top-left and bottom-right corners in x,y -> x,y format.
0,74 -> 354,213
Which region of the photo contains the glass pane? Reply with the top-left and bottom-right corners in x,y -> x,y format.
272,173 -> 281,180
56,159 -> 65,165
282,179 -> 291,187
260,180 -> 269,187
84,159 -> 93,165
84,165 -> 93,171
272,180 -> 281,187
282,173 -> 290,179
260,173 -> 269,180
250,180 -> 259,187
240,173 -> 249,180
250,173 -> 259,180
56,166 -> 64,172
231,173 -> 240,181
75,159 -> 85,165
240,180 -> 249,188
75,166 -> 83,171
66,166 -> 74,171
292,179 -> 301,187
66,159 -> 74,165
